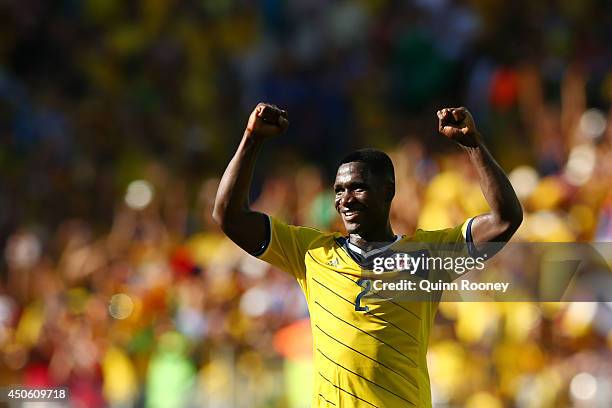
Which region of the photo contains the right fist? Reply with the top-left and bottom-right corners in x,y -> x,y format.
246,103 -> 289,139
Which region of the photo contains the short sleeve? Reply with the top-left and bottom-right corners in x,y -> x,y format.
414,217 -> 473,245
413,218 -> 475,282
256,216 -> 324,288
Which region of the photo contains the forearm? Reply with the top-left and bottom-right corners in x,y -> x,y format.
213,130 -> 264,225
465,136 -> 522,227
437,106 -> 522,242
213,103 -> 287,252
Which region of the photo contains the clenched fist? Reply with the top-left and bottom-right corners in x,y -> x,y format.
246,103 -> 289,140
437,107 -> 480,148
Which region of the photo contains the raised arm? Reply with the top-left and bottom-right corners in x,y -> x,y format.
437,107 -> 523,244
212,103 -> 289,253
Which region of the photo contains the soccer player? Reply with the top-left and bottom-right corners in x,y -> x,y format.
213,103 -> 522,407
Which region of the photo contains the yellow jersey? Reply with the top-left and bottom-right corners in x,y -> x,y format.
257,216 -> 472,407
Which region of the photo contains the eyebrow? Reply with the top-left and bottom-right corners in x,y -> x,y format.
334,181 -> 368,190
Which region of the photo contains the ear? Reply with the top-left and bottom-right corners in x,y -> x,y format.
386,182 -> 395,202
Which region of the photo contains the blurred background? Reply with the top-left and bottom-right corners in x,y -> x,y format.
0,0 -> 611,407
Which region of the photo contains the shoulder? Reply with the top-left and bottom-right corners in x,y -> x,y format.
412,228 -> 458,242
269,216 -> 338,247
407,219 -> 472,243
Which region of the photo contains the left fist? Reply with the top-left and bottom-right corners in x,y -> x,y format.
437,107 -> 480,148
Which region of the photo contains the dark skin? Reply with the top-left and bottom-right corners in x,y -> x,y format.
436,107 -> 523,244
333,162 -> 395,251
213,103 -> 522,254
212,103 -> 289,253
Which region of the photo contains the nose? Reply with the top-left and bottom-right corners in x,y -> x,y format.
337,190 -> 355,209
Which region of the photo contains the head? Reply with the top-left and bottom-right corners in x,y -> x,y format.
334,149 -> 395,237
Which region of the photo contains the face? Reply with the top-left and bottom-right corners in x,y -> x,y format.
334,162 -> 391,235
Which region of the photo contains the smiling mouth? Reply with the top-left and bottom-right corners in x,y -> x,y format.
342,210 -> 362,221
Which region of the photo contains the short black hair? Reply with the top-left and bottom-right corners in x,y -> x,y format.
338,148 -> 395,186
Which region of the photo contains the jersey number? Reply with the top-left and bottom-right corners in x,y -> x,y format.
355,279 -> 371,312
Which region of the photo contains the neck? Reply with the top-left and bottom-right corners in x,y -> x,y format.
348,224 -> 396,251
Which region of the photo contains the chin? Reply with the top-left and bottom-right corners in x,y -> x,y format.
344,222 -> 363,235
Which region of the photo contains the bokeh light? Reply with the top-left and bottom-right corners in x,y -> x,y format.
124,180 -> 155,210
564,144 -> 596,186
108,294 -> 135,320
509,165 -> 540,200
578,109 -> 607,140
570,372 -> 597,402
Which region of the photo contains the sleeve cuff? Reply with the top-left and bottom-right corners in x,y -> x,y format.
250,213 -> 271,257
464,217 -> 482,258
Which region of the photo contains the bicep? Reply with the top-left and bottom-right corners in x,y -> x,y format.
469,212 -> 517,244
221,211 -> 270,255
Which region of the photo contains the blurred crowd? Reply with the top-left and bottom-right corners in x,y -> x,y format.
0,0 -> 611,407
